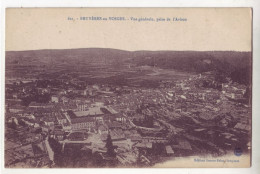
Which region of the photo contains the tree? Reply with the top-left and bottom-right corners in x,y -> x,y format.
48,137 -> 63,167
105,133 -> 116,157
136,150 -> 144,167
9,121 -> 17,130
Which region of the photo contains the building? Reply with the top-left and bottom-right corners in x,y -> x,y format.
112,114 -> 127,123
65,105 -> 120,131
5,144 -> 35,166
53,130 -> 64,141
41,116 -> 56,128
165,145 -> 174,156
51,95 -> 59,103
9,104 -> 25,113
71,117 -> 95,131
60,96 -> 69,104
76,102 -> 88,111
56,112 -> 67,125
62,122 -> 71,132
98,125 -> 109,134
29,102 -> 53,109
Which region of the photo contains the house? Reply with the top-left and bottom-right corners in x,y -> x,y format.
67,132 -> 87,141
9,104 -> 25,113
110,129 -> 126,141
62,103 -> 78,112
100,133 -> 109,141
60,96 -> 69,104
83,89 -> 88,96
56,112 -> 67,125
172,139 -> 192,156
107,121 -> 123,129
76,102 -> 88,111
53,130 -> 64,141
41,117 -> 55,127
165,145 -> 174,156
234,123 -> 250,132
51,95 -> 59,103
21,118 -> 35,127
41,125 -> 51,133
112,114 -> 127,123
98,125 -> 109,134
29,102 -> 53,109
22,113 -> 36,120
8,117 -> 18,125
62,122 -> 71,132
12,93 -> 19,99
135,142 -> 152,149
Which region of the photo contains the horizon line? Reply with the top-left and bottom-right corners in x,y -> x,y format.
5,47 -> 252,53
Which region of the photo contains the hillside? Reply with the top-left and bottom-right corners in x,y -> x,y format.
6,48 -> 252,85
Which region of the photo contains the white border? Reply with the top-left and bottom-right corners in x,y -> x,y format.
1,1 -> 260,174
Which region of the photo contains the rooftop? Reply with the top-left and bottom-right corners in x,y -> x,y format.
71,117 -> 95,124
74,107 -> 104,116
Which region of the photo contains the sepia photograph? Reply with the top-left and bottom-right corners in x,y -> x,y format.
4,8 -> 252,168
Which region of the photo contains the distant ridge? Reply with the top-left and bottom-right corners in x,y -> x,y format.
6,48 -> 252,85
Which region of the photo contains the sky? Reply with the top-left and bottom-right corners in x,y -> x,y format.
6,8 -> 252,51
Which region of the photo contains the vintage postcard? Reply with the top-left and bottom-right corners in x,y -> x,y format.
4,8 -> 252,168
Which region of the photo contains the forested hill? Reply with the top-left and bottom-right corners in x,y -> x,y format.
6,48 -> 252,85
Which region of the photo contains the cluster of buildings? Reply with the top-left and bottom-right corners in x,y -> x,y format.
5,71 -> 251,167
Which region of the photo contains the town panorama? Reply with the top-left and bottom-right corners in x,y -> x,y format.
5,48 -> 252,168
